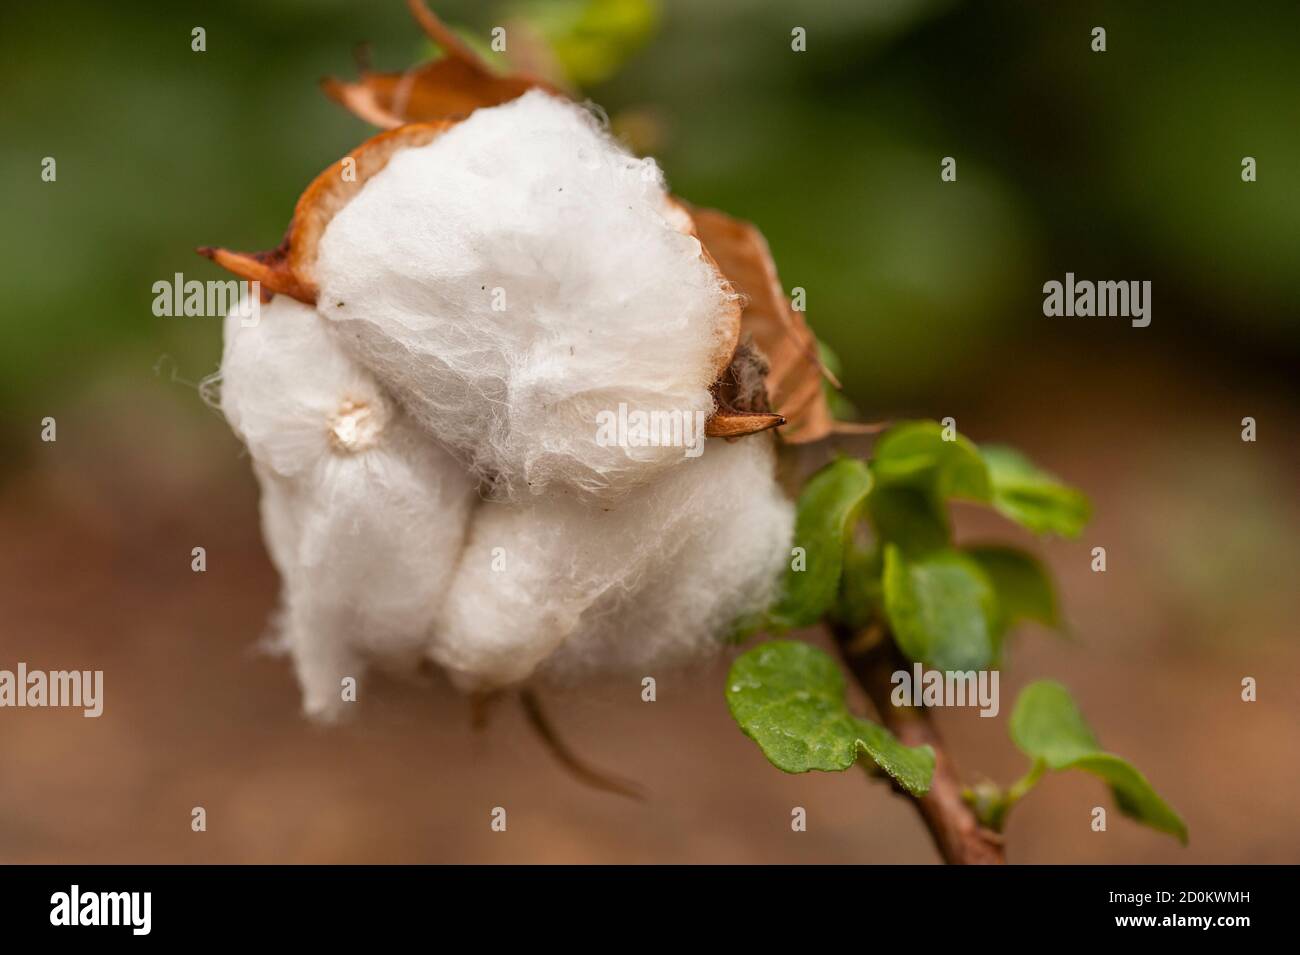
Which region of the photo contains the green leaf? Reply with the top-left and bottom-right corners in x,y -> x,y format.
818,341 -> 861,423
871,421 -> 990,502
866,485 -> 950,556
1010,680 -> 1099,764
965,545 -> 1059,631
727,641 -> 934,794
530,0 -> 660,88
767,458 -> 873,629
1010,681 -> 1188,844
980,445 -> 1091,537
835,541 -> 883,630
882,545 -> 999,670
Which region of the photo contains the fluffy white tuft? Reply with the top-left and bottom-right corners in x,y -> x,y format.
315,90 -> 737,500
220,296 -> 476,719
429,435 -> 794,691
219,94 -> 798,714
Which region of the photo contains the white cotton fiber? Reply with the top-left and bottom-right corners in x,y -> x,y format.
428,435 -> 794,691
541,461 -> 794,681
315,90 -> 739,501
220,296 -> 476,719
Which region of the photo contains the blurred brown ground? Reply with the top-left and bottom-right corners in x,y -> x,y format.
1,344 -> 1296,864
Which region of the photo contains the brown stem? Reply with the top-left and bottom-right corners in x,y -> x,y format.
518,689 -> 645,802
830,623 -> 1006,865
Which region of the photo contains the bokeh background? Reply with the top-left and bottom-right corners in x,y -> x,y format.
1,0 -> 1296,863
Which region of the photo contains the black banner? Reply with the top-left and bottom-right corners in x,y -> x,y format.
0,864 -> 1284,941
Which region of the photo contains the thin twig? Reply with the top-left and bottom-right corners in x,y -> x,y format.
518,689 -> 646,801
830,623 -> 1006,864
408,0 -> 485,65
469,690 -> 502,730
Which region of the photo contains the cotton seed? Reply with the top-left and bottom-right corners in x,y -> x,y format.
327,398 -> 383,453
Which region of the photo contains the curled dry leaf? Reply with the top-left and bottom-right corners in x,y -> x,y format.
690,206 -> 834,443
321,0 -> 554,129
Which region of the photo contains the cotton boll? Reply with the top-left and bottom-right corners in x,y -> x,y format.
220,296 -> 476,719
316,90 -> 739,501
541,454 -> 793,682
430,435 -> 793,691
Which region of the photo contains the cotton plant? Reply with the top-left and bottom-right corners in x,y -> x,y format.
202,1 -> 1184,861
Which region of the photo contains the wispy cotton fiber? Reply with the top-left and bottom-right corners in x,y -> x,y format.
316,90 -> 739,500
220,297 -> 476,718
429,435 -> 794,691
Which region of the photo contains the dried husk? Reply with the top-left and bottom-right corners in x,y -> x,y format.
321,0 -> 555,129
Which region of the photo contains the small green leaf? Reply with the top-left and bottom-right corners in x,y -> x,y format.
871,421 -> 990,502
980,445 -> 1091,537
1069,755 -> 1187,840
966,545 -> 1059,631
531,0 -> 661,88
1010,680 -> 1099,764
882,545 -> 999,670
835,541 -> 883,630
1010,681 -> 1187,844
818,341 -> 861,422
866,485 -> 950,556
768,458 -> 873,629
726,641 -> 934,795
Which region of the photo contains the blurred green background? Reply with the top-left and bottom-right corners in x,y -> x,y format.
3,0 -> 1297,424
0,1 -> 1296,864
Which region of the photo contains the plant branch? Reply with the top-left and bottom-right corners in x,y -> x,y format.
829,622 -> 1006,864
